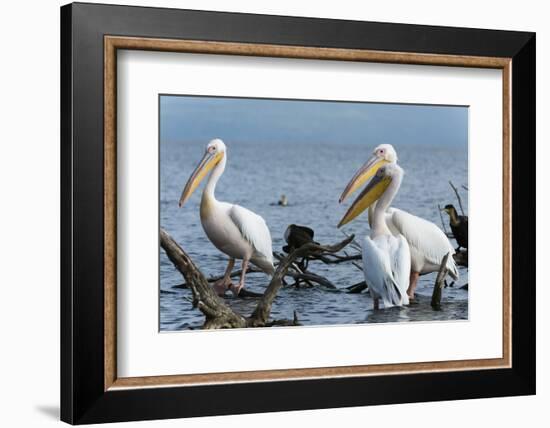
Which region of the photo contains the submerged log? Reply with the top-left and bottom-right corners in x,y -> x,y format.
160,228 -> 354,329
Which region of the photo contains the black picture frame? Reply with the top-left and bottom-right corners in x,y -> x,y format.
61,2 -> 535,424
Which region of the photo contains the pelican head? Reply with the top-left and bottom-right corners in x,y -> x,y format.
338,163 -> 402,228
339,144 -> 397,204
179,138 -> 226,207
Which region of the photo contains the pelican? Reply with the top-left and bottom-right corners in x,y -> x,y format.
179,139 -> 275,296
339,144 -> 459,299
338,164 -> 410,309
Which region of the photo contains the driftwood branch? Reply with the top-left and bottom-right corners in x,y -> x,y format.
310,253 -> 362,264
286,271 -> 338,289
207,266 -> 262,282
265,311 -> 301,327
177,250 -> 360,290
346,281 -> 368,294
160,229 -> 247,329
449,181 -> 465,216
248,236 -> 355,327
161,228 -> 354,329
340,230 -> 362,252
199,253 -> 357,290
431,252 -> 450,310
437,203 -> 450,236
351,261 -> 364,272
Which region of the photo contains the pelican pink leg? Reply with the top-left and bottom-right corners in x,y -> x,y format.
407,271 -> 420,300
230,258 -> 249,296
212,258 -> 235,296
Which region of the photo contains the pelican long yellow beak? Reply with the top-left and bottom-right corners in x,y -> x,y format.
179,150 -> 223,207
338,155 -> 390,203
337,172 -> 392,227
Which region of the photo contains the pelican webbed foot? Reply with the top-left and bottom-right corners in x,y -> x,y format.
212,278 -> 233,296
229,283 -> 243,296
212,258 -> 235,296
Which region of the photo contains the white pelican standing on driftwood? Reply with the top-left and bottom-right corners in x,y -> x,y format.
338,163 -> 410,309
339,144 -> 459,299
179,139 -> 275,296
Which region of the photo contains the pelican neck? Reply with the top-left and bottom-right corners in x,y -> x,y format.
202,152 -> 226,201
370,172 -> 402,238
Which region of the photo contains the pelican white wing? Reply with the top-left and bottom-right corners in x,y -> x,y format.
229,204 -> 275,273
387,208 -> 459,279
391,234 -> 412,296
362,234 -> 410,308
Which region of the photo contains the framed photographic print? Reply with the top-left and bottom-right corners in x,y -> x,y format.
60,2 -> 535,424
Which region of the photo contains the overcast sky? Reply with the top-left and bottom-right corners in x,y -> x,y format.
160,95 -> 468,148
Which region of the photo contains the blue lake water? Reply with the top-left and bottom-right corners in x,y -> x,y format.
160,140 -> 468,331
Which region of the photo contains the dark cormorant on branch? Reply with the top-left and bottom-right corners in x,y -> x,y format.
282,224 -> 318,253
442,204 -> 468,251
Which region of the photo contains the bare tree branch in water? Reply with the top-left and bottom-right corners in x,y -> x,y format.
176,246 -> 362,291
438,182 -> 468,268
437,203 -> 451,236
286,271 -> 338,289
340,229 -> 362,252
431,252 -> 450,310
160,228 -> 354,329
248,235 -> 355,327
160,229 -> 247,329
449,180 -> 465,216
346,280 -> 368,294
309,253 -> 362,264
